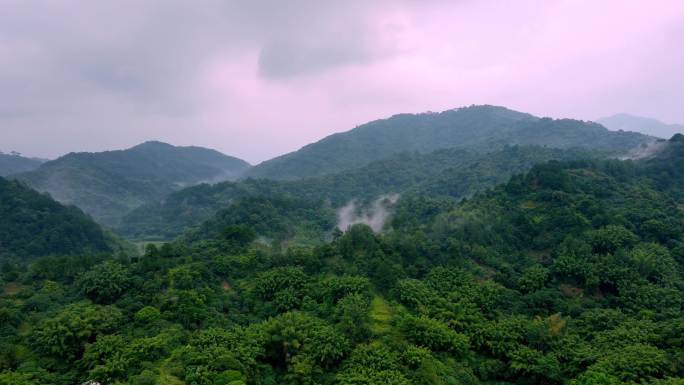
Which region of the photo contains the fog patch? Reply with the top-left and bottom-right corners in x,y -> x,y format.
337,193 -> 400,232
172,169 -> 249,188
619,140 -> 668,160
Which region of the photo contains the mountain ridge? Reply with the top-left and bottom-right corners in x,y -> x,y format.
12,141 -> 252,227
246,105 -> 652,180
598,113 -> 684,139
0,153 -> 47,176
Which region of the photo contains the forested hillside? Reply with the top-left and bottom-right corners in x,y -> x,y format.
247,105 -> 652,180
1,136 -> 683,385
0,153 -> 45,176
0,177 -> 114,261
641,134 -> 684,199
12,141 -> 251,227
119,146 -> 598,239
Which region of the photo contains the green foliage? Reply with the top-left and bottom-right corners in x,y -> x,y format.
399,314 -> 470,354
335,293 -> 371,342
261,311 -> 350,379
589,225 -> 638,254
518,265 -> 550,293
134,306 -> 161,324
254,266 -> 309,302
187,194 -> 336,244
589,343 -> 669,382
0,370 -> 37,385
77,261 -> 131,303
31,302 -> 123,361
337,344 -> 411,385
323,276 -> 371,302
0,177 -> 112,260
167,264 -> 204,290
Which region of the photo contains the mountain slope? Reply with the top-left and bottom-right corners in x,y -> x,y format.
0,153 -> 46,176
186,135 -> 684,247
598,113 -> 684,139
247,105 -> 652,180
2,140 -> 684,385
118,145 -> 600,239
12,141 -> 251,227
640,133 -> 684,200
0,177 -> 113,260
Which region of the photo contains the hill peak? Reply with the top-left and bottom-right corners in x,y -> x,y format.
598,113 -> 684,138
12,141 -> 252,227
247,105 -> 651,180
130,140 -> 175,150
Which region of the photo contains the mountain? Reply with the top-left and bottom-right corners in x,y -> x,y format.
0,177 -> 113,260
12,141 -> 251,227
183,134 -> 684,249
598,113 -> 684,139
0,153 -> 46,176
118,145 -> 600,240
246,105 -> 652,180
2,139 -> 684,385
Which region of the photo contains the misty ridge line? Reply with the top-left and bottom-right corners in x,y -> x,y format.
5,104 -> 670,236
336,193 -> 400,232
6,107 -> 679,163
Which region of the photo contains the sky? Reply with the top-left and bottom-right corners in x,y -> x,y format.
1,0 -> 683,163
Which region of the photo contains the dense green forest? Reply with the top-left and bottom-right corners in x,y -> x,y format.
246,105 -> 652,180
0,153 -> 45,177
119,146 -> 600,240
1,135 -> 683,385
12,142 -> 252,227
0,177 -> 115,260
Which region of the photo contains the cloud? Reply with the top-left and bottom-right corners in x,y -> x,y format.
0,0 -> 683,161
337,194 -> 400,232
258,38 -> 372,79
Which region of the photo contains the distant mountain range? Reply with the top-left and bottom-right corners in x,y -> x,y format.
246,105 -> 653,180
0,153 -> 47,176
6,105 -> 658,236
598,113 -> 684,139
12,141 -> 251,227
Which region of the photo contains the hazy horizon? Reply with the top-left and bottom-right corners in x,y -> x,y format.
2,1 -> 684,163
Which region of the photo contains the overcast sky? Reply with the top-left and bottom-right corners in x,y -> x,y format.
1,0 -> 683,163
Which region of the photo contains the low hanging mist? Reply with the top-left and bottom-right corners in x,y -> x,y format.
336,193 -> 400,232
618,139 -> 669,160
